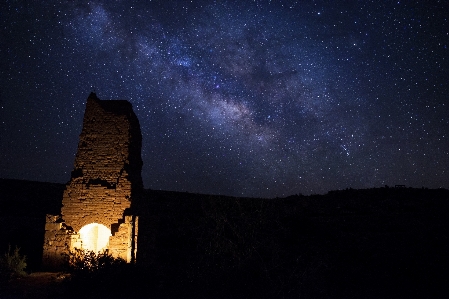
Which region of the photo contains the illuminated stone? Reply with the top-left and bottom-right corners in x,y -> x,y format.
42,93 -> 142,269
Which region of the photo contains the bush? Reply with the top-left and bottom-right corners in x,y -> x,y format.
62,248 -> 130,297
0,244 -> 27,281
63,248 -> 126,276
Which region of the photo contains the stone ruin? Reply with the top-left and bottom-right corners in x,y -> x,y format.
42,92 -> 143,269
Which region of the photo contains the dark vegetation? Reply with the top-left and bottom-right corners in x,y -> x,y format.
0,178 -> 448,298
0,244 -> 27,281
61,248 -> 131,298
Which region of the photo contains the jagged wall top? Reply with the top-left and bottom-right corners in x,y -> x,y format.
71,92 -> 143,187
60,92 -> 143,231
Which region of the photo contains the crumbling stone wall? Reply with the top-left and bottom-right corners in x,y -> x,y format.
43,93 -> 142,269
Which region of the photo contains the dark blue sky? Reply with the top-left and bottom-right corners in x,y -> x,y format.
1,0 -> 448,198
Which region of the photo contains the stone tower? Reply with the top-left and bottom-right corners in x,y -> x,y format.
42,93 -> 142,269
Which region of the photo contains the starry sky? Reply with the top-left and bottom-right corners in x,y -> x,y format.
1,0 -> 448,198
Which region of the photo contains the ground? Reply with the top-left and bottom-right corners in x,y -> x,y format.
0,272 -> 68,298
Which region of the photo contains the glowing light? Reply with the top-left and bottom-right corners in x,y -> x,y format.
79,223 -> 111,252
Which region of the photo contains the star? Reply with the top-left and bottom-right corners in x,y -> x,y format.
0,0 -> 448,197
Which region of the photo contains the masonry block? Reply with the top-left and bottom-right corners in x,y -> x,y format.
42,93 -> 142,269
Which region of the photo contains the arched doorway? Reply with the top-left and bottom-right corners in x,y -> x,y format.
79,223 -> 111,252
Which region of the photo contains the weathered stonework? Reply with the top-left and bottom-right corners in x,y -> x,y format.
42,93 -> 142,269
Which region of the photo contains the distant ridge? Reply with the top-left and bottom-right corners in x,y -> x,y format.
1,178 -> 448,299
1,178 -> 448,206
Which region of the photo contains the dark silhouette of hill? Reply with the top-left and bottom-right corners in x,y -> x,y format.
1,178 -> 448,298
132,187 -> 449,298
0,179 -> 65,271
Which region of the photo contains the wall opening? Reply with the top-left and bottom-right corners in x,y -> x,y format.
79,223 -> 111,252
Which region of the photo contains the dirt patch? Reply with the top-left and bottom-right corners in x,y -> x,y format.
0,272 -> 69,298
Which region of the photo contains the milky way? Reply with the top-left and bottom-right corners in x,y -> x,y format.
1,1 -> 448,197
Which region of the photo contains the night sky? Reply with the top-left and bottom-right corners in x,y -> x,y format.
1,1 -> 448,198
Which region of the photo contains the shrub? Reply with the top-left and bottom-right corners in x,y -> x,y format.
62,247 -> 129,297
63,248 -> 126,276
0,244 -> 27,281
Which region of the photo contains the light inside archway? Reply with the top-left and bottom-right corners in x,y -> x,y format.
79,223 -> 111,252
